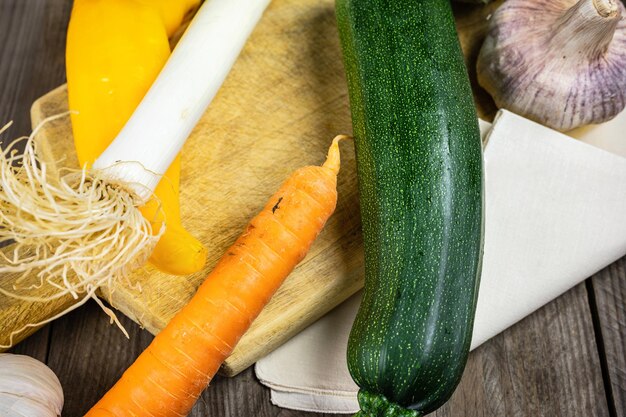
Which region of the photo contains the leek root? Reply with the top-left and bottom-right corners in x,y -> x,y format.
0,116 -> 160,347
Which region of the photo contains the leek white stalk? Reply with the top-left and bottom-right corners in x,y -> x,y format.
0,0 -> 271,346
95,0 -> 272,202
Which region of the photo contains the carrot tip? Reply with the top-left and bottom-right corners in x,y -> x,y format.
322,134 -> 352,175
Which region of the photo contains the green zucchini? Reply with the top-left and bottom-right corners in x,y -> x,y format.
335,0 -> 484,416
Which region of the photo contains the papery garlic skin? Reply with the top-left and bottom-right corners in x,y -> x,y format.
477,0 -> 626,131
0,354 -> 63,417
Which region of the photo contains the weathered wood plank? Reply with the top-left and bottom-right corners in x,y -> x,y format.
433,283 -> 609,417
0,0 -> 73,350
46,300 -> 153,417
0,0 -> 71,139
8,326 -> 50,363
592,256 -> 626,417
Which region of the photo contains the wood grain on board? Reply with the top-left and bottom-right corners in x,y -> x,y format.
2,0 -> 500,374
592,257 -> 626,417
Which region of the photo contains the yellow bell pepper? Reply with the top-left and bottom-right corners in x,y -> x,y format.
141,0 -> 201,38
66,0 -> 206,275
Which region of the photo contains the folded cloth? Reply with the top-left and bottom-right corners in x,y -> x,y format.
255,110 -> 626,413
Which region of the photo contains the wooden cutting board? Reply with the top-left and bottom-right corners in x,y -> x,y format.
0,0 -> 499,375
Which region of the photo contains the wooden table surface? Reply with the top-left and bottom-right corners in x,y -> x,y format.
1,1 -> 624,416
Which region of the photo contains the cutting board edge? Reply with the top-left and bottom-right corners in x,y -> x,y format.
220,278 -> 364,376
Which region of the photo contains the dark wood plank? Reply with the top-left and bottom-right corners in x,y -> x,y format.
592,256 -> 626,417
46,300 -> 153,417
0,0 -> 71,361
0,0 -> 71,139
433,283 -> 609,417
8,325 -> 50,362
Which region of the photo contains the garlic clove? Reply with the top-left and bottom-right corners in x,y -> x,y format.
477,0 -> 626,131
0,393 -> 61,417
0,354 -> 63,417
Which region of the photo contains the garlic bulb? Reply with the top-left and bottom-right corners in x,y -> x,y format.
477,0 -> 626,131
0,354 -> 64,417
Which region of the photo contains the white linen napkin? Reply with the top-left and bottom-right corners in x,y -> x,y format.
255,109 -> 626,413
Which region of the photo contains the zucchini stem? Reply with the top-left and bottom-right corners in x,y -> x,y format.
356,390 -> 422,417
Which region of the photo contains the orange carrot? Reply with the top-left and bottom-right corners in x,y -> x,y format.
85,135 -> 349,417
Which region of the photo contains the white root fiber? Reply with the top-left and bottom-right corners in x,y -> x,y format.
0,115 -> 163,347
